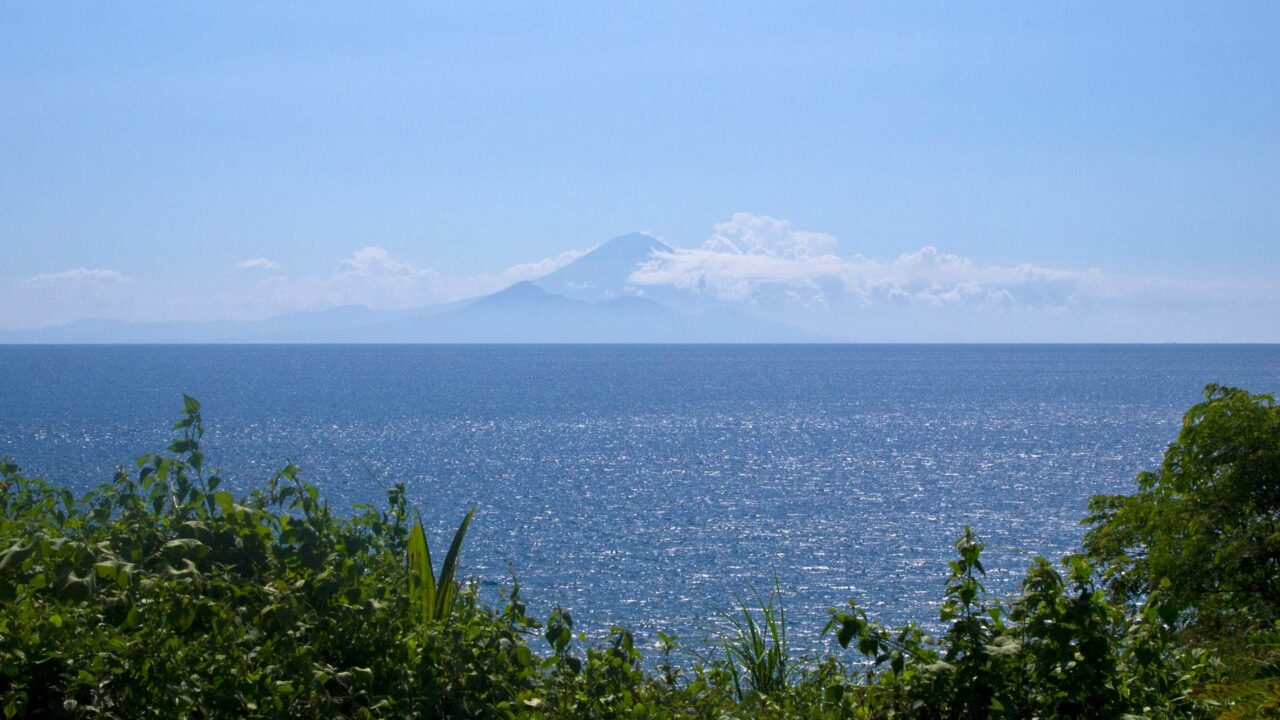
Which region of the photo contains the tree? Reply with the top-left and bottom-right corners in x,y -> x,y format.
1083,384 -> 1280,654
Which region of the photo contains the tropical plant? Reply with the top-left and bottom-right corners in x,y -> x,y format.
406,506 -> 474,624
719,580 -> 791,700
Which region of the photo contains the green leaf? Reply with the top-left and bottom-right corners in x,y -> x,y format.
0,542 -> 36,572
162,538 -> 209,559
94,561 -> 135,588
212,491 -> 234,515
835,617 -> 857,649
407,511 -> 436,623
434,507 -> 474,621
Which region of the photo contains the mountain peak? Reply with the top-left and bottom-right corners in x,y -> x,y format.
533,233 -> 672,303
595,232 -> 672,256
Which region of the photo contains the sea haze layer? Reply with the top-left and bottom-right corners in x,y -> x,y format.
2,345 -> 1278,655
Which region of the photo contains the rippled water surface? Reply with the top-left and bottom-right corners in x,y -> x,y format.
2,344 -> 1277,653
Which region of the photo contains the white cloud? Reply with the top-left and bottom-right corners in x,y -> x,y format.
237,257 -> 281,270
20,268 -> 131,287
629,213 -> 1120,310
706,212 -> 838,259
499,249 -> 587,283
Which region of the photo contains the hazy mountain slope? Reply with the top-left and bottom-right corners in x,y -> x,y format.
351,282 -> 819,342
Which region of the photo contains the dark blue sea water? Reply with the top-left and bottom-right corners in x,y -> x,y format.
1,345 -> 1278,655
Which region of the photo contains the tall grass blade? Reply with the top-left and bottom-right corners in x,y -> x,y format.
434,507 -> 474,620
720,580 -> 789,700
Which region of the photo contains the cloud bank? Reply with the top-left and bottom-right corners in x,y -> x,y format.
629,213 -> 1161,311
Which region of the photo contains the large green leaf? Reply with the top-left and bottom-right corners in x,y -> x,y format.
406,510 -> 436,623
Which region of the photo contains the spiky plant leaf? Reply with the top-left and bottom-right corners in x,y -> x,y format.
407,510 -> 436,623
433,507 -> 474,621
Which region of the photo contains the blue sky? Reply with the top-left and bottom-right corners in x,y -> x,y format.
1,2 -> 1277,339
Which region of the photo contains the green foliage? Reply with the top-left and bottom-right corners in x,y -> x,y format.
825,529 -> 1194,720
1084,385 -> 1280,667
1190,622 -> 1280,720
0,399 -> 421,717
1011,557 -> 1123,718
718,581 -> 791,701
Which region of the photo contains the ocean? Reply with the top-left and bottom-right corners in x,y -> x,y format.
2,344 -> 1277,655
